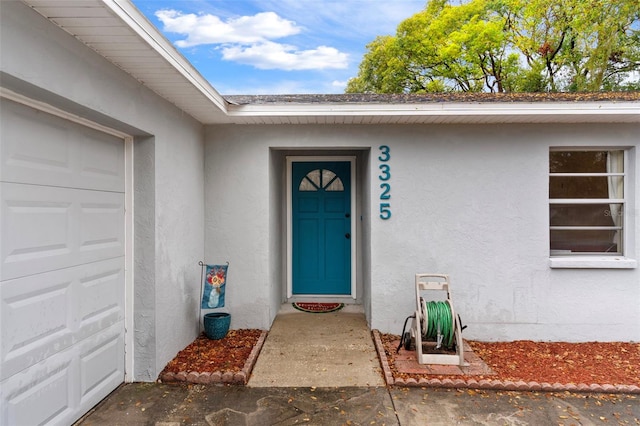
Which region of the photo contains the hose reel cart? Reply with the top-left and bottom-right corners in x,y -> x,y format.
402,274 -> 467,366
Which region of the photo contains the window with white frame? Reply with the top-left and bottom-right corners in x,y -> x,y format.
549,149 -> 624,255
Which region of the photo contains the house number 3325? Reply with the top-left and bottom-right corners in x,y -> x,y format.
378,145 -> 391,219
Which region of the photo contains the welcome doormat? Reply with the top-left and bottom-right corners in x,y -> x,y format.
292,302 -> 344,313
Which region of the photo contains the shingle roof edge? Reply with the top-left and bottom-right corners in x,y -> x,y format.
224,92 -> 640,105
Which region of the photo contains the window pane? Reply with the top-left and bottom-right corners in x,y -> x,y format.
550,204 -> 621,227
325,178 -> 344,191
549,176 -> 609,198
299,177 -> 317,191
307,170 -> 321,187
550,229 -> 620,254
549,176 -> 620,199
550,151 -> 609,173
321,170 -> 336,188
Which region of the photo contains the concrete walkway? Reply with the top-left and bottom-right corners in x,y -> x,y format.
248,304 -> 385,387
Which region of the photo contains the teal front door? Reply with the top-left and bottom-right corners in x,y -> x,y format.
292,161 -> 351,295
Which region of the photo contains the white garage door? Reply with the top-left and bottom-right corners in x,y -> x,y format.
1,99 -> 126,425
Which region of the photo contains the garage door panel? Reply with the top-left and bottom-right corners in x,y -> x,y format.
79,129 -> 125,186
1,183 -> 124,281
79,200 -> 126,254
0,276 -> 72,381
1,99 -> 124,192
0,100 -> 72,176
1,359 -> 74,426
80,331 -> 123,400
0,322 -> 124,426
1,258 -> 124,381
1,195 -> 73,268
77,262 -> 124,340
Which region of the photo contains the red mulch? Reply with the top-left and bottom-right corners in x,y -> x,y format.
160,329 -> 640,388
379,333 -> 640,387
160,330 -> 262,375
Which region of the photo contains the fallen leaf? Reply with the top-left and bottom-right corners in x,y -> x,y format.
379,334 -> 640,387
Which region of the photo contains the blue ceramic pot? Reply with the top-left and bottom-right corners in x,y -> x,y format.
203,312 -> 231,340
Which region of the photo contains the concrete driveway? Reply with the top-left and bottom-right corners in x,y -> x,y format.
76,383 -> 639,425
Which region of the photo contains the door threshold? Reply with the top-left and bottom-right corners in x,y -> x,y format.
287,295 -> 357,304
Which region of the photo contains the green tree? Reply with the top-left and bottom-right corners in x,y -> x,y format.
504,0 -> 640,91
346,0 -> 640,93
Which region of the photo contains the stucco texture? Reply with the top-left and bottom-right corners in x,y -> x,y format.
204,123 -> 639,342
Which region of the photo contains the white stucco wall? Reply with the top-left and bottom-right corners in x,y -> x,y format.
203,128 -> 278,329
368,123 -> 638,342
205,123 -> 639,342
1,2 -> 205,380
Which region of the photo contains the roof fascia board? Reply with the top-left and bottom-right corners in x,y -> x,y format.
103,0 -> 228,114
227,102 -> 640,120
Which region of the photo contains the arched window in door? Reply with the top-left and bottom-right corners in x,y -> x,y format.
298,169 -> 344,192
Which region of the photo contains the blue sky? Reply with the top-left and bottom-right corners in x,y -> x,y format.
130,0 -> 426,95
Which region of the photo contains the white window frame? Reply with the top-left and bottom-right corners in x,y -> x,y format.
549,147 -> 636,269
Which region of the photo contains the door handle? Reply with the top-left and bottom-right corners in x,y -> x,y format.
345,233 -> 351,239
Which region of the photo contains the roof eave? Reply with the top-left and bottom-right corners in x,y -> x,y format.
102,0 -> 228,113
21,0 -> 229,123
226,102 -> 640,124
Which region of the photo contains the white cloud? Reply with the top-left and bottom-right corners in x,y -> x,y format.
221,41 -> 348,70
155,8 -> 348,71
155,9 -> 301,47
331,80 -> 348,91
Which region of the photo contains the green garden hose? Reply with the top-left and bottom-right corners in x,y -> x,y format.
423,300 -> 454,348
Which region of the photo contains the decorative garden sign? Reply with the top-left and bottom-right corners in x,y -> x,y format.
202,264 -> 228,308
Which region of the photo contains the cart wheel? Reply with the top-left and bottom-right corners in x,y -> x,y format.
403,332 -> 412,351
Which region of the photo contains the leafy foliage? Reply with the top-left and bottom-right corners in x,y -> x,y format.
346,0 -> 640,93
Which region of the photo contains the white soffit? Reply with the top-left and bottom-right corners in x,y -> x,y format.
21,0 -> 640,126
22,0 -> 230,124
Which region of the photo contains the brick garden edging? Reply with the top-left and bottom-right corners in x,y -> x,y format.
371,330 -> 640,394
159,331 -> 267,385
